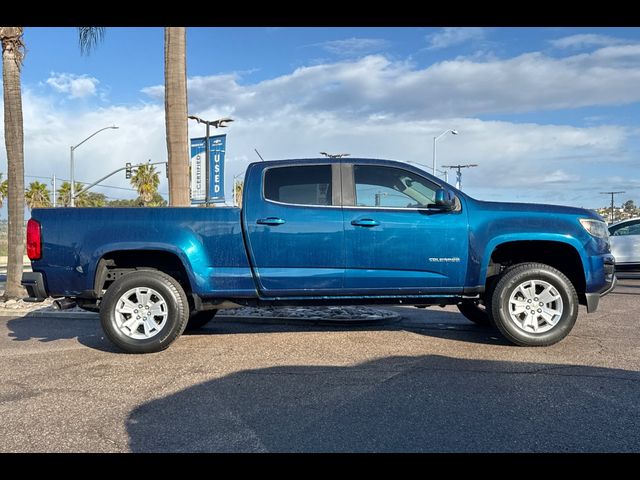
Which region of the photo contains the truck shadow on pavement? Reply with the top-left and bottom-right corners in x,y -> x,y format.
126,354 -> 640,452
6,314 -> 120,352
6,310 -> 511,351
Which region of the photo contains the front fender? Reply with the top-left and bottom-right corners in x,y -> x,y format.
475,233 -> 588,287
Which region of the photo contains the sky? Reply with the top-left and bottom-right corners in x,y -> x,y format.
2,26 -> 640,210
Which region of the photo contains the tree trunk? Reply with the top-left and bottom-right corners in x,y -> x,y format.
164,27 -> 190,206
1,27 -> 26,299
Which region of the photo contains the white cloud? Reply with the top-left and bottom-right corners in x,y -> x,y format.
314,37 -> 389,56
143,46 -> 640,121
550,33 -> 625,49
426,27 -> 486,50
45,72 -> 100,99
2,84 -> 634,209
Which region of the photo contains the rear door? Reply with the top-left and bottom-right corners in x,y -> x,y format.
243,163 -> 345,295
342,162 -> 469,293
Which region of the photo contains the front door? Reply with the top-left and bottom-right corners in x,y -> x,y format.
342,163 -> 469,294
243,163 -> 345,295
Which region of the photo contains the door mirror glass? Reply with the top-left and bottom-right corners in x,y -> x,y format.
434,188 -> 455,211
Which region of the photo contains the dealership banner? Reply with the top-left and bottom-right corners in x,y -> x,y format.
190,134 -> 226,204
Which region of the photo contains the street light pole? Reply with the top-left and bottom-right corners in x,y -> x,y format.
188,115 -> 233,206
432,129 -> 459,176
70,125 -> 118,206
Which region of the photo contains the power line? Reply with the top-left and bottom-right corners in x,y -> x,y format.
20,174 -> 167,196
441,164 -> 479,190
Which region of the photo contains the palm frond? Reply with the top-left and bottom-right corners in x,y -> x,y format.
78,27 -> 105,56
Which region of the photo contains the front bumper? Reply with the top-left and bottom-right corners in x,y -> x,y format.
21,272 -> 48,302
584,258 -> 617,313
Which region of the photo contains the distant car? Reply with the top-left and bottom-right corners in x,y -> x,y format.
609,217 -> 640,272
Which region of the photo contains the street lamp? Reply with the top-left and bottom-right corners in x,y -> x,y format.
433,129 -> 458,176
188,115 -> 233,205
70,125 -> 118,206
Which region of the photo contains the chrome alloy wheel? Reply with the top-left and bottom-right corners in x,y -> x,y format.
114,287 -> 168,340
507,279 -> 564,334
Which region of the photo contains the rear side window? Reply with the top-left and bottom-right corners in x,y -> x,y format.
264,165 -> 332,206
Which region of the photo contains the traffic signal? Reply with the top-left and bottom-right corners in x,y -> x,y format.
125,162 -> 132,179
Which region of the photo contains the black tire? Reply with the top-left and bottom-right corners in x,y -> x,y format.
186,310 -> 218,331
100,270 -> 189,353
491,262 -> 578,347
457,302 -> 492,326
457,274 -> 501,327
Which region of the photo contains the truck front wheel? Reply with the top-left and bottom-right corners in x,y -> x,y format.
457,302 -> 492,326
100,270 -> 189,353
491,263 -> 578,346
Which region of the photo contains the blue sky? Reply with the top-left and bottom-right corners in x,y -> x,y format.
3,26 -> 640,209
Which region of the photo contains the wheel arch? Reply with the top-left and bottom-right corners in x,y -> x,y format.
92,247 -> 195,298
482,237 -> 587,296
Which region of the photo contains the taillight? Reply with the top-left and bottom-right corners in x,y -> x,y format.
26,219 -> 42,260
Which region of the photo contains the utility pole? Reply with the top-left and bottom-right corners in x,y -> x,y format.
442,164 -> 478,190
51,174 -> 56,207
600,191 -> 625,223
188,115 -> 233,206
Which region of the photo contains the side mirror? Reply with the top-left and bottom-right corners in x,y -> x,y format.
433,188 -> 455,211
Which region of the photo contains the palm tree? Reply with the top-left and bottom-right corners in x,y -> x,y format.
82,192 -> 107,207
57,181 -> 90,207
165,27 -> 190,206
1,27 -> 26,299
0,27 -> 106,299
0,173 -> 8,209
130,163 -> 160,205
79,27 -> 190,206
25,181 -> 52,209
234,179 -> 244,207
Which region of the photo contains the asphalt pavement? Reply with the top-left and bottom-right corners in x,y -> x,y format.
0,279 -> 639,452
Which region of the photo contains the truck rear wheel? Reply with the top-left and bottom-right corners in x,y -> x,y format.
100,270 -> 189,353
491,263 -> 578,346
186,310 -> 218,331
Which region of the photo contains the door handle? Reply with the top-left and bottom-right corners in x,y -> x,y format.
257,217 -> 286,226
351,218 -> 380,227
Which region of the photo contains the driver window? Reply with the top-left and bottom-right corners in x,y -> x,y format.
354,165 -> 438,208
610,220 -> 640,236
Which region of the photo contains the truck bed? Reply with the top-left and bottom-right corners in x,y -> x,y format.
30,207 -> 256,298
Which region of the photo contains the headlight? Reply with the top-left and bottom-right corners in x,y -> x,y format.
579,218 -> 609,239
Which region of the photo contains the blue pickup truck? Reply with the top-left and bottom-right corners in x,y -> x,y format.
22,158 -> 616,353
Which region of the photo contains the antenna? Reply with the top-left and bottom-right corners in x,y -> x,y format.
254,148 -> 265,162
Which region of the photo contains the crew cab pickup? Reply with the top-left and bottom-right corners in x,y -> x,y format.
22,158 -> 616,353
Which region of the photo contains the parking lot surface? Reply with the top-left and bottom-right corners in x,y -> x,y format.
1,280 -> 639,452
